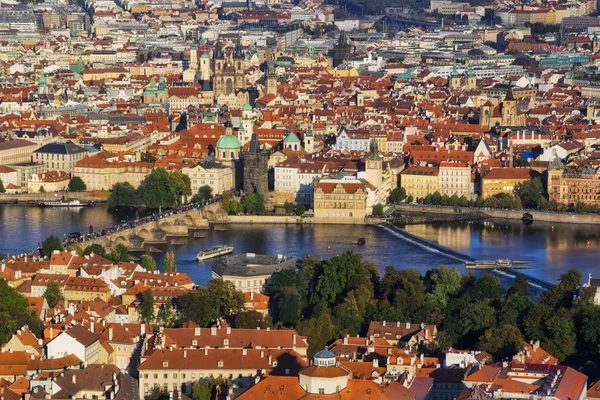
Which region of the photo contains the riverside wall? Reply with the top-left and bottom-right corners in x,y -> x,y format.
395,204 -> 600,225
0,191 -> 109,203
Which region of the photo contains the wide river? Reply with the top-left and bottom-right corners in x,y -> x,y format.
1,204 -> 598,286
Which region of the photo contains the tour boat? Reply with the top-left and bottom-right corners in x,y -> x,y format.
357,238 -> 366,245
197,245 -> 234,261
40,199 -> 88,207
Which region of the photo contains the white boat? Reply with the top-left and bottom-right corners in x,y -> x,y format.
197,245 -> 234,261
41,199 -> 87,207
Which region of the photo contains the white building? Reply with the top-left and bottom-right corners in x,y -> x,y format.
274,161 -> 324,207
336,128 -> 369,152
46,324 -> 100,364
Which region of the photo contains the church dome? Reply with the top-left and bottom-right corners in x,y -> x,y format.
242,103 -> 252,111
216,134 -> 241,149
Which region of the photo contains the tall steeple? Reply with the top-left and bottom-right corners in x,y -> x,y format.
366,134 -> 382,161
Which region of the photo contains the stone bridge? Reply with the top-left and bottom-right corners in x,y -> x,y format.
80,202 -> 229,252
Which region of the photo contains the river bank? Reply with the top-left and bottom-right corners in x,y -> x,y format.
395,203 -> 600,225
0,191 -> 109,203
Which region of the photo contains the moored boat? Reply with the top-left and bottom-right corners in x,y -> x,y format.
197,245 -> 234,261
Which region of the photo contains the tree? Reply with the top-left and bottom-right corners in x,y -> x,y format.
448,194 -> 459,206
0,179 -> 5,193
283,201 -> 294,214
163,251 -> 177,273
68,176 -> 86,192
191,185 -> 213,204
242,193 -> 257,214
296,313 -> 336,358
372,204 -> 384,216
192,379 -> 213,400
427,266 -> 462,307
42,281 -> 64,308
83,244 -> 106,257
478,324 -> 525,360
157,301 -> 176,328
390,187 -> 407,203
275,287 -> 303,326
39,186 -> 45,193
0,280 -> 44,345
138,168 -> 185,209
295,204 -> 306,216
41,235 -> 63,257
228,200 -> 243,214
146,387 -> 169,400
140,255 -> 157,271
109,244 -> 130,263
181,174 -> 192,203
458,195 -> 469,206
515,178 -> 544,209
235,310 -> 272,329
107,182 -> 138,208
139,289 -> 155,323
431,191 -> 442,205
406,195 -> 414,203
314,251 -> 367,305
507,274 -> 530,297
178,280 -> 245,327
265,269 -> 308,300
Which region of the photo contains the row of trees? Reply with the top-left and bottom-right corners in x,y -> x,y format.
222,193 -> 266,215
107,168 -> 192,209
40,234 -> 132,264
283,201 -> 307,216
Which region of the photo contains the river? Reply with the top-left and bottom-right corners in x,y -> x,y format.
0,204 -> 598,287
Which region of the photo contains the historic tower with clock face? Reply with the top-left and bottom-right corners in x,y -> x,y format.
365,135 -> 382,189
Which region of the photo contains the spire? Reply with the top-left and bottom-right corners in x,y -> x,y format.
234,37 -> 243,59
467,58 -> 475,78
550,149 -> 564,170
214,38 -> 223,59
450,61 -> 459,78
306,122 -> 313,137
366,134 -> 382,161
505,86 -> 515,102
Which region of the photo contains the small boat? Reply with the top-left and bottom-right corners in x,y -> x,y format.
357,238 -> 366,245
197,245 -> 234,261
0,199 -> 17,204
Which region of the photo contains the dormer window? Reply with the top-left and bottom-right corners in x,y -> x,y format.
192,340 -> 197,346
162,361 -> 169,368
217,360 -> 224,368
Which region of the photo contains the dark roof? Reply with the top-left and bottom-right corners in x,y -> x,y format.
34,142 -> 87,155
64,324 -> 99,347
212,254 -> 298,277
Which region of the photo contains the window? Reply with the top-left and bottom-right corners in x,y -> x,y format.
319,389 -> 325,394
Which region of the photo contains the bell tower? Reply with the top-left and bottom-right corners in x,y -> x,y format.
365,135 -> 382,189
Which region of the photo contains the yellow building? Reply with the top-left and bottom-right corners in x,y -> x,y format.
313,179 -> 367,223
400,166 -> 440,199
82,67 -> 130,82
481,168 -> 533,197
181,161 -> 235,197
73,156 -> 152,191
64,277 -> 111,302
0,139 -> 38,165
27,170 -> 70,193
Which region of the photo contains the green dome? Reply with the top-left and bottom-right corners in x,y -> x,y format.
242,103 -> 252,111
216,134 -> 241,149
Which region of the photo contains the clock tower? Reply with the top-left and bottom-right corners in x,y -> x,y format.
365,135 -> 382,189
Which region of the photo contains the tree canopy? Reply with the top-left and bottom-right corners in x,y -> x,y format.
68,176 -> 87,192
41,235 -> 63,257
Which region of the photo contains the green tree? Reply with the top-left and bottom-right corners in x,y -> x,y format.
146,387 -> 169,400
138,289 -> 155,323
109,244 -> 130,263
458,195 -> 469,206
39,186 -> 45,193
296,313 -> 336,358
181,174 -> 192,203
427,266 -> 462,307
192,379 -> 213,400
431,191 -> 442,205
406,195 -> 414,203
283,201 -> 294,214
582,308 -> 600,355
507,274 -> 530,297
227,200 -> 243,215
41,235 -> 63,257
107,182 -> 138,208
42,281 -> 64,308
83,244 -> 106,257
191,185 -> 213,203
390,187 -> 407,203
68,176 -> 87,192
235,310 -> 272,329
163,251 -> 177,273
242,193 -> 257,214
0,178 -> 5,193
372,204 -> 384,216
275,287 -> 303,326
515,177 -> 544,209
157,301 -> 176,328
265,269 -> 307,300
295,204 -> 306,216
178,280 -> 245,327
140,255 -> 157,271
478,324 -> 525,360
255,193 -> 266,214
0,280 -> 44,344
314,251 -> 367,305
448,194 -> 459,206
138,168 -> 184,209
499,294 -> 535,329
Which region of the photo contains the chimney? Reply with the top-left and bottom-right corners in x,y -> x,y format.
204,348 -> 208,355
425,328 -> 429,340
243,348 -> 247,355
184,350 -> 187,358
90,322 -> 94,333
268,355 -> 272,366
72,374 -> 76,385
226,326 -> 231,335
194,327 -> 201,336
396,321 -> 400,327
260,350 -> 264,358
50,327 -> 53,338
109,327 -> 113,341
373,358 -> 379,368
250,292 -> 254,300
382,321 -> 386,327
141,324 -> 145,336
292,334 -> 296,346
344,336 -> 348,345
211,327 -> 217,336
406,322 -> 410,329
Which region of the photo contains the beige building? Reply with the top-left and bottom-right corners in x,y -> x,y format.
313,179 -> 368,223
138,348 -> 307,397
212,254 -> 298,293
0,140 -> 38,166
32,142 -> 88,173
27,170 -> 70,193
401,166 -> 440,199
73,156 -> 152,191
438,162 -> 472,199
181,161 -> 234,197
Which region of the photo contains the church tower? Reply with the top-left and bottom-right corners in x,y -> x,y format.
449,61 -> 462,89
266,61 -> 277,96
365,135 -> 383,189
240,103 -> 254,144
38,69 -> 47,96
502,86 -> 517,126
304,122 -> 315,153
466,59 -> 476,90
